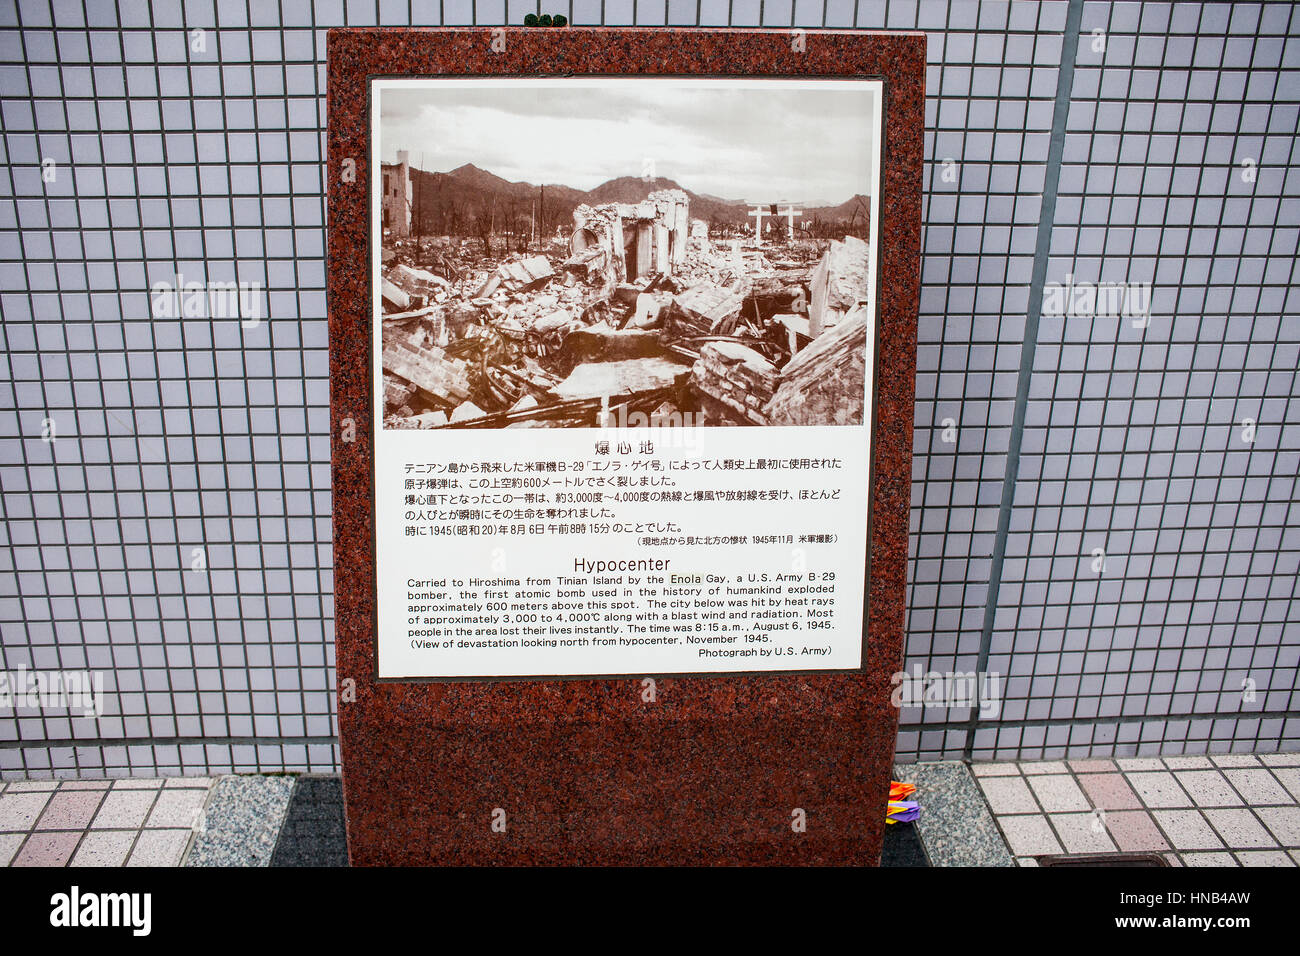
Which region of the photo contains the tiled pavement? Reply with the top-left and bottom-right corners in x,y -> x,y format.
3,754 -> 1299,866
973,753 -> 1300,867
0,776 -> 213,867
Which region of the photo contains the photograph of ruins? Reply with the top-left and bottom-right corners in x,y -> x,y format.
374,79 -> 880,429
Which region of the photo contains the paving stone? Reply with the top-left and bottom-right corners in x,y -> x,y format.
1210,755 -> 1260,768
1100,810 -> 1170,852
999,815 -> 1063,857
146,788 -> 209,829
1067,759 -> 1115,773
1021,761 -> 1068,775
1204,809 -> 1277,849
1117,758 -> 1165,771
91,789 -> 158,830
12,830 -> 79,866
970,763 -> 1021,777
1129,772 -> 1193,808
977,775 -> 1039,814
1271,768 -> 1300,802
71,830 -> 137,867
1174,770 -> 1243,807
1256,806 -> 1300,847
1078,773 -> 1143,810
127,830 -> 191,867
1027,774 -> 1090,812
1235,850 -> 1294,867
1222,768 -> 1292,806
1153,810 -> 1225,850
1050,812 -> 1118,853
1260,753 -> 1300,768
1183,851 -> 1238,867
1163,756 -> 1213,770
35,789 -> 106,830
0,833 -> 24,867
0,791 -> 53,831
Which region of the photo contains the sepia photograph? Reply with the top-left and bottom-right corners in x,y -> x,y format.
373,78 -> 882,429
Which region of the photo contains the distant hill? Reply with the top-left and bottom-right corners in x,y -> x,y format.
582,176 -> 756,226
443,163 -> 517,194
403,164 -> 868,239
809,194 -> 872,228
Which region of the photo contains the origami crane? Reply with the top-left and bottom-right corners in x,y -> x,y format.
887,781 -> 920,824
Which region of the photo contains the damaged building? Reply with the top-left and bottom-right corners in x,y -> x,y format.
380,151 -> 412,237
565,189 -> 690,290
379,186 -> 872,430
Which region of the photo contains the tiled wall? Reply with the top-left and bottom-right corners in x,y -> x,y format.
0,1 -> 1296,776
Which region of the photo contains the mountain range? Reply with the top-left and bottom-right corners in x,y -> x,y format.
403,163 -> 870,237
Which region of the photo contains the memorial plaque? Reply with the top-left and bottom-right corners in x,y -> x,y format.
329,27 -> 923,865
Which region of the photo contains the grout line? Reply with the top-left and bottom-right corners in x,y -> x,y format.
61,782 -> 110,865
116,778 -> 168,867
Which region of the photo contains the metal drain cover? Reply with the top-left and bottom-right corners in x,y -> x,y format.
1037,852 -> 1169,867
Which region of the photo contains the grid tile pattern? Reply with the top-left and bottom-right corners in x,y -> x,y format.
976,752 -> 1300,865
971,0 -> 1300,760
0,1 -> 1297,776
0,775 -> 212,865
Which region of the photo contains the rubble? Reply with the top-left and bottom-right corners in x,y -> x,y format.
378,185 -> 871,429
669,285 -> 747,337
386,263 -> 452,301
767,308 -> 869,426
567,190 -> 690,291
691,341 -> 779,425
808,235 -> 870,336
450,401 -> 486,422
689,219 -> 710,251
476,256 -> 555,296
389,410 -> 449,429
381,338 -> 472,407
553,357 -> 691,402
381,277 -> 410,312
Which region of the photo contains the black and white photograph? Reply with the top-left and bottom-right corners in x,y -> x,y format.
373,78 -> 881,429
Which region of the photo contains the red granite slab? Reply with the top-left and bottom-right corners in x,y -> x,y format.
328,27 -> 924,865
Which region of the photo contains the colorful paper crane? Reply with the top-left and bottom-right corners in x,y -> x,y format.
887,781 -> 919,824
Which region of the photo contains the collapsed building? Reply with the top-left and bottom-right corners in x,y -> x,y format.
379,188 -> 871,429
565,189 -> 691,290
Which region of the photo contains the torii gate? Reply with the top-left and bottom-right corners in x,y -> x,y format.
777,203 -> 802,239
748,202 -> 803,243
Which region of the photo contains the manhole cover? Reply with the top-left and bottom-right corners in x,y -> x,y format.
1037,852 -> 1169,867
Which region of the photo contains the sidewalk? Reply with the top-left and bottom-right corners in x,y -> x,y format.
2,754 -> 1297,866
970,753 -> 1300,867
